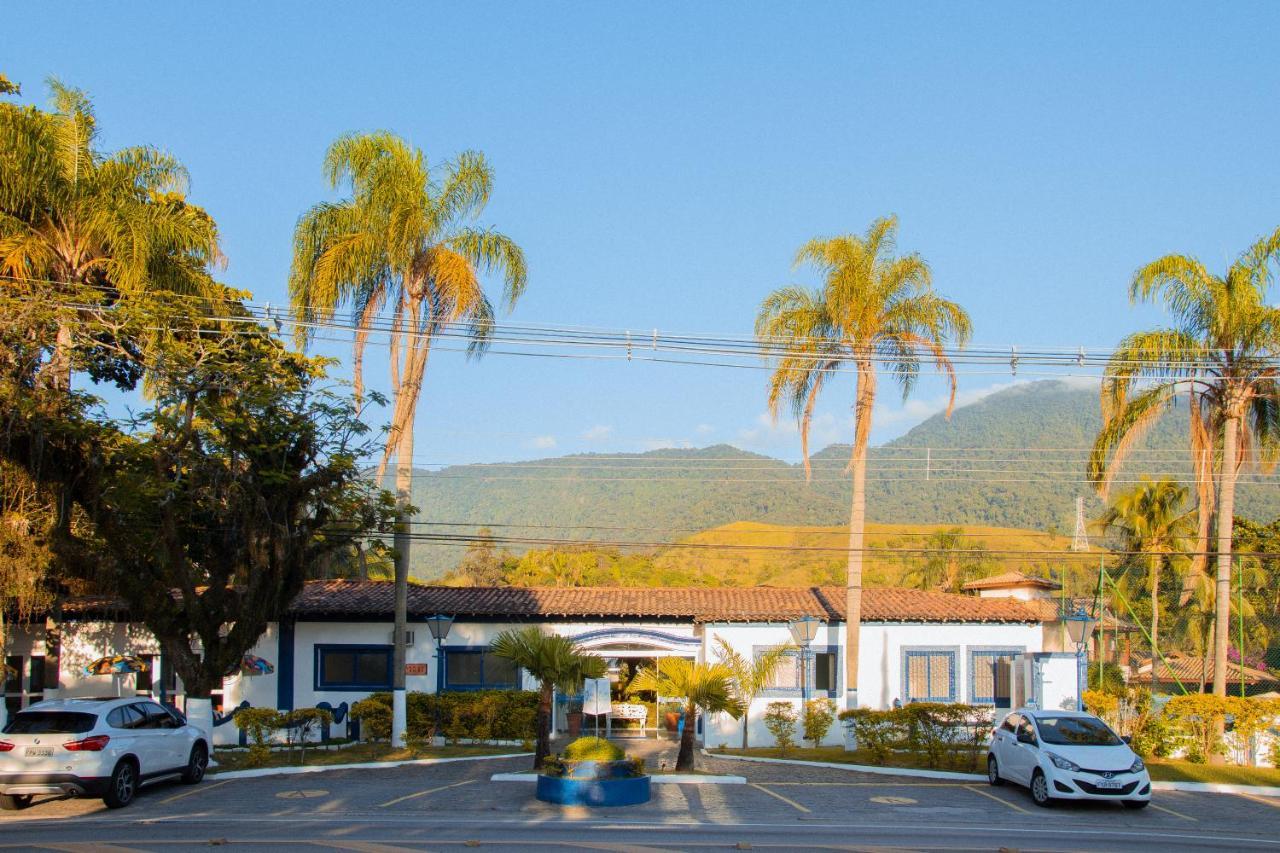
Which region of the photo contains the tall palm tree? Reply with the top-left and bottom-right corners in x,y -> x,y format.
1097,478 -> 1194,691
489,627 -> 604,769
0,80 -> 223,387
712,636 -> 794,748
1088,228 -> 1280,701
291,132 -> 526,745
756,216 -> 971,712
628,658 -> 743,771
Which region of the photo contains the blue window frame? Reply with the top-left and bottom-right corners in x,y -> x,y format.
314,644 -> 393,691
969,648 -> 1023,707
444,648 -> 519,691
902,648 -> 957,703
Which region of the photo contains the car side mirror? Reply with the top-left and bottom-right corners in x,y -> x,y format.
1121,735 -> 1132,745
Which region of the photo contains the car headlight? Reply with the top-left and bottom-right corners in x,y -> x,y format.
1047,752 -> 1081,771
1129,756 -> 1145,773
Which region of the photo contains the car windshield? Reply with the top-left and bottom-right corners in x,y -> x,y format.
3,711 -> 98,735
1036,715 -> 1122,746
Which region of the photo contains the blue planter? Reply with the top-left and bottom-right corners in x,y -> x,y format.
535,773 -> 652,806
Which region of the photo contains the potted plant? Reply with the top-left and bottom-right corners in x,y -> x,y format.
661,701 -> 682,732
535,736 -> 651,806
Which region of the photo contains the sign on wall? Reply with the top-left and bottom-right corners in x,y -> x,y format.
405,663 -> 428,677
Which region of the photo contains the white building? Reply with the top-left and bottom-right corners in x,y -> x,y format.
4,578 -> 1078,746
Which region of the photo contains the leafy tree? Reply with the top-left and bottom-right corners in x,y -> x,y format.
0,80 -> 222,387
447,528 -> 508,586
290,132 -> 526,743
0,290 -> 390,698
713,636 -> 794,748
628,658 -> 743,771
1098,478 -> 1194,690
897,527 -> 994,592
489,627 -> 604,769
1089,227 -> 1280,701
0,74 -> 18,96
755,216 -> 971,709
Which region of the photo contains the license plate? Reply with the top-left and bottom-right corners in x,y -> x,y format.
25,747 -> 53,757
1094,779 -> 1124,789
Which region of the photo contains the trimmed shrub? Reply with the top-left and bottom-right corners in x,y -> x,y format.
1164,694 -> 1233,763
233,707 -> 283,767
563,736 -> 624,761
764,701 -> 797,753
802,698 -> 836,747
837,703 -> 992,770
370,690 -> 540,742
351,697 -> 392,741
838,707 -> 897,763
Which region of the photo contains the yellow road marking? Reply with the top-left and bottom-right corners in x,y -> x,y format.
1148,801 -> 1197,821
963,784 -> 1032,815
747,782 -> 811,813
378,778 -> 476,808
159,778 -> 232,804
1237,791 -> 1280,809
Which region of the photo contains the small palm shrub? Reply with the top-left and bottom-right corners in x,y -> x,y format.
563,736 -> 624,761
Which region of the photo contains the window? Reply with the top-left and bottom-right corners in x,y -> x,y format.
3,711 -> 97,734
756,647 -> 838,696
315,645 -> 393,690
969,649 -> 1022,707
3,656 -> 19,693
813,653 -> 836,693
28,655 -> 45,698
903,649 -> 956,703
135,655 -> 156,693
444,650 -> 518,690
107,705 -> 146,729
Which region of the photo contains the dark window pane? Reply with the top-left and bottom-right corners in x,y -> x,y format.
323,651 -> 355,684
134,656 -> 153,693
355,652 -> 387,685
28,656 -> 46,694
3,711 -> 97,734
447,652 -> 483,686
3,656 -> 19,693
814,653 -> 835,692
485,654 -> 518,687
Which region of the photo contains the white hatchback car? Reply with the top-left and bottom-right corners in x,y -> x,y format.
0,697 -> 208,810
987,708 -> 1151,808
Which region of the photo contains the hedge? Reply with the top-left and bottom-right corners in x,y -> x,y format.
362,690 -> 539,742
838,703 -> 994,770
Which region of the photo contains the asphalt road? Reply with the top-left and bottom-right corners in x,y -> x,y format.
2,754 -> 1278,851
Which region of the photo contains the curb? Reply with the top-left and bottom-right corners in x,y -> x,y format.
209,752 -> 530,780
492,772 -> 746,785
705,752 -> 1280,796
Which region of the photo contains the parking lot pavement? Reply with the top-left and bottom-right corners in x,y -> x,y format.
1,753 -> 1278,851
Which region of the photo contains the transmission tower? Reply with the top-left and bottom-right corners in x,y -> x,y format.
1071,496 -> 1089,552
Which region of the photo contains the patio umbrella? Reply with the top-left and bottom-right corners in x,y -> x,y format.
225,654 -> 274,677
82,655 -> 150,676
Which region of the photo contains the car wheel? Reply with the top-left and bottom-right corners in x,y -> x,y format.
987,755 -> 1003,786
103,759 -> 138,809
181,742 -> 208,785
1030,769 -> 1054,808
1123,799 -> 1150,810
0,794 -> 33,811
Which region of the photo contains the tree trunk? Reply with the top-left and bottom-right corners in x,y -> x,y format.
742,705 -> 750,749
534,682 -> 554,770
844,361 -> 875,717
1211,407 -> 1240,767
676,700 -> 697,771
1150,552 -> 1160,694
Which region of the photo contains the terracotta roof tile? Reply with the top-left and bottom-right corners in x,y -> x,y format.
1133,653 -> 1275,686
287,581 -> 1043,624
962,571 -> 1061,591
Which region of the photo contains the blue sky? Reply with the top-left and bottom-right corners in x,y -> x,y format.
7,3 -> 1280,464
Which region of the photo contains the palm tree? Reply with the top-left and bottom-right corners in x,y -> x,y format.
490,627 -> 604,769
628,658 -> 742,771
0,80 -> 223,387
291,132 -> 526,745
712,636 -> 794,748
1088,228 -> 1280,701
1097,478 -> 1194,691
756,216 -> 971,711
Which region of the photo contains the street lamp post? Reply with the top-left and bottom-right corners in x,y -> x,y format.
1064,607 -> 1098,712
424,614 -> 454,745
788,616 -> 821,704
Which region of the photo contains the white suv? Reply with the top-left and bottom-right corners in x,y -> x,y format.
0,697 -> 208,810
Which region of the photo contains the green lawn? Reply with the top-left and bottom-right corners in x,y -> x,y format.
720,748 -> 1280,788
1146,759 -> 1280,787
718,746 -> 984,773
211,742 -> 520,773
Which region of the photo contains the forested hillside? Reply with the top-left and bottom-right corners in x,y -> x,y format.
405,380 -> 1280,578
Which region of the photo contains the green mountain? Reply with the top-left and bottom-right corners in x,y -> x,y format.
404,380 -> 1280,578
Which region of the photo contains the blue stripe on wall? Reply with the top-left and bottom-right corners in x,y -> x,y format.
277,619 -> 295,711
